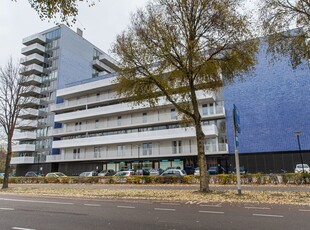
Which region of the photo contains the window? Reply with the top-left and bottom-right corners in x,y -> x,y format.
205,138 -> 217,152
75,122 -> 82,131
142,143 -> 152,155
117,145 -> 124,156
172,140 -> 182,154
73,148 -> 80,159
117,116 -> 122,126
209,103 -> 215,115
95,119 -> 99,128
171,108 -> 176,119
142,113 -> 147,123
202,104 -> 208,115
172,141 -> 177,154
178,140 -> 183,153
94,147 -> 101,158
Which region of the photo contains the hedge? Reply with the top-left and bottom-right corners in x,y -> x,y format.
1,173 -> 310,185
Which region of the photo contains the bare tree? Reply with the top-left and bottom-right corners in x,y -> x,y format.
259,0 -> 309,68
0,59 -> 33,189
113,0 -> 258,192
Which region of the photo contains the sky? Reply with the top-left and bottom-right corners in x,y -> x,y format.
0,0 -> 260,67
0,0 -> 147,66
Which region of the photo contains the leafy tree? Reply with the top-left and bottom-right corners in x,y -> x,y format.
112,0 -> 258,192
13,0 -> 97,24
259,0 -> 309,68
0,59 -> 33,189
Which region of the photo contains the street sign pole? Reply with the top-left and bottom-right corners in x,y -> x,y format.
233,104 -> 242,195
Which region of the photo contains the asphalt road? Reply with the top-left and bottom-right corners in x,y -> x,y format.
0,194 -> 309,230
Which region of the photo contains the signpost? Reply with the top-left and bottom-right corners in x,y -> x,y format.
233,104 -> 242,195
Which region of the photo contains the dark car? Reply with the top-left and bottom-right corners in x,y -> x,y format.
25,171 -> 43,177
232,166 -> 248,174
135,169 -> 150,175
184,166 -> 195,175
207,166 -> 226,175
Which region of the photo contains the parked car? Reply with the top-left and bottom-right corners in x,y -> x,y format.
208,166 -> 226,175
232,166 -> 248,174
0,173 -> 5,178
114,170 -> 135,176
25,171 -> 43,177
98,169 -> 116,176
135,169 -> 150,175
184,166 -> 195,175
194,167 -> 200,176
79,171 -> 97,177
160,169 -> 187,177
294,164 -> 310,173
45,172 -> 67,178
149,168 -> 164,176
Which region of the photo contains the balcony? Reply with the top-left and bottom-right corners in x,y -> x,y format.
21,43 -> 45,56
99,53 -> 119,71
20,75 -> 42,86
52,125 -> 217,149
20,53 -> 44,66
18,108 -> 40,119
10,156 -> 35,164
22,97 -> 41,108
20,64 -> 44,76
22,34 -> 46,46
13,131 -> 36,141
12,144 -> 36,152
20,86 -> 41,97
15,119 -> 38,130
92,59 -> 115,73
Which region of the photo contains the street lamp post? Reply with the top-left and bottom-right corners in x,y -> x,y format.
294,132 -> 304,173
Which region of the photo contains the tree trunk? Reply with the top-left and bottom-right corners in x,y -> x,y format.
2,136 -> 12,189
195,121 -> 210,192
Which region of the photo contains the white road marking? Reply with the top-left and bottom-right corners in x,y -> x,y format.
245,207 -> 271,210
200,204 -> 222,208
0,208 -> 15,210
117,206 -> 135,209
12,227 -> 36,230
253,214 -> 283,218
154,208 -> 176,211
84,204 -> 101,207
299,209 -> 310,212
0,198 -> 73,205
160,202 -> 180,206
199,210 -> 224,214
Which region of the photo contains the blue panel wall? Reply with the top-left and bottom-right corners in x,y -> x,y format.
223,42 -> 310,154
56,25 -> 100,89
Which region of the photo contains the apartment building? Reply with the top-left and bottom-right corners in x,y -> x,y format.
46,75 -> 228,175
12,25 -> 118,176
11,25 -> 309,176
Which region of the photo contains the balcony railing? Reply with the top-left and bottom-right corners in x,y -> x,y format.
22,34 -> 46,46
46,142 -> 227,163
12,144 -> 36,152
10,156 -> 35,164
20,86 -> 41,97
20,64 -> 44,76
13,131 -> 36,140
21,43 -> 45,56
15,119 -> 38,130
20,75 -> 42,86
20,53 -> 44,66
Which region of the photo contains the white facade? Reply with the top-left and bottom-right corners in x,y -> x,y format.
49,75 -> 228,171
